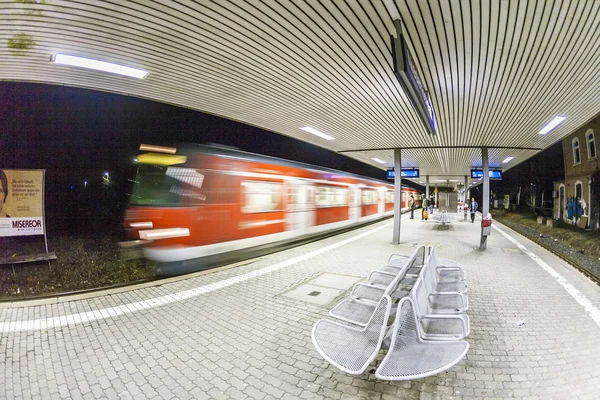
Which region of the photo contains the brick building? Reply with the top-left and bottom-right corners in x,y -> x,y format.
554,117 -> 600,229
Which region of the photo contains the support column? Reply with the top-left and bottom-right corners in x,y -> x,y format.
464,175 -> 469,220
480,147 -> 490,249
425,175 -> 430,198
393,148 -> 402,245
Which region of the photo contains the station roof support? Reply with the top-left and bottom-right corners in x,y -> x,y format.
393,148 -> 402,245
480,147 -> 490,250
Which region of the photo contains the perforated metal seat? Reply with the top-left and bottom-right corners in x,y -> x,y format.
312,295 -> 392,375
425,249 -> 467,294
328,250 -> 420,326
367,271 -> 396,288
387,253 -> 410,268
420,252 -> 468,314
375,298 -> 469,381
387,250 -> 425,273
411,278 -> 469,340
430,250 -> 466,282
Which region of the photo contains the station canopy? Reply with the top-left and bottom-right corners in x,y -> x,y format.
3,1 -> 599,186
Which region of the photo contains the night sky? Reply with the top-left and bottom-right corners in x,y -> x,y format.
2,81 -> 563,203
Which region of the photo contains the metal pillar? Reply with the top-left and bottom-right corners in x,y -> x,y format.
393,148 -> 402,245
480,147 -> 490,249
464,175 -> 469,220
425,175 -> 430,198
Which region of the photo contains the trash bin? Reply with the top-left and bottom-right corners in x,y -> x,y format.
481,213 -> 492,236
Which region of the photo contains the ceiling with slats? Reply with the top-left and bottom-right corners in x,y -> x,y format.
2,0 -> 599,184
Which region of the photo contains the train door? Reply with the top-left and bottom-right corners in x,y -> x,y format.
349,185 -> 360,221
378,188 -> 385,215
286,180 -> 314,234
190,169 -> 238,244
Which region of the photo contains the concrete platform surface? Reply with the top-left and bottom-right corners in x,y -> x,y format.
1,212 -> 600,400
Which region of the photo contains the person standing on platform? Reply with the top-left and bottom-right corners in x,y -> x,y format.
421,196 -> 428,220
469,197 -> 478,223
409,195 -> 415,219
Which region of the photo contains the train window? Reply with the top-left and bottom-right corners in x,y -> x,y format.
130,166 -> 238,206
316,186 -> 348,207
242,181 -> 282,213
131,164 -> 181,206
362,189 -> 378,205
385,191 -> 394,203
290,184 -> 314,210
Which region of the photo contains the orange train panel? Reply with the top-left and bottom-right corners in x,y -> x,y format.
361,204 -> 379,216
315,206 -> 349,226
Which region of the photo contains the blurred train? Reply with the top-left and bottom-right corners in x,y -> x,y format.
124,144 -> 422,275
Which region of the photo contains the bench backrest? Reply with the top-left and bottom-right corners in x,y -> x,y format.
421,248 -> 440,294
383,246 -> 427,296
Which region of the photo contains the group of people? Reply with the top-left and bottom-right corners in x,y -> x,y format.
409,193 -> 479,223
409,194 -> 435,220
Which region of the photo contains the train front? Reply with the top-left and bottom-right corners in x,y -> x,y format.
124,144 -> 209,275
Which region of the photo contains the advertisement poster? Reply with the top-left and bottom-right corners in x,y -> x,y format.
0,169 -> 45,237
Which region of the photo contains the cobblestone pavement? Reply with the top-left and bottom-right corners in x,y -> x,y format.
1,213 -> 600,399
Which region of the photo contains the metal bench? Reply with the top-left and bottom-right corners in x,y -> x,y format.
375,297 -> 469,381
410,277 -> 470,340
313,246 -> 469,378
327,248 -> 424,327
429,248 -> 466,282
312,295 -> 392,375
421,251 -> 468,314
425,249 -> 467,294
432,210 -> 456,228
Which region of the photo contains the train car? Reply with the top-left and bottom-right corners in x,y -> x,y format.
125,143 -> 421,275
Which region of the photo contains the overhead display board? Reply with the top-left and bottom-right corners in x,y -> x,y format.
471,169 -> 503,180
391,20 -> 436,135
387,169 -> 420,179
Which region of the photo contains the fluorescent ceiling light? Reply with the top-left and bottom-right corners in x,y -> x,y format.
300,127 -> 334,141
371,157 -> 385,164
54,54 -> 148,79
539,115 -> 566,135
502,156 -> 514,163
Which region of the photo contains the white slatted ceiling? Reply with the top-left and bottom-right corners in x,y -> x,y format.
1,0 -> 599,182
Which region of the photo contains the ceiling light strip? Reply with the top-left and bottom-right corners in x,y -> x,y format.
300,127 -> 334,141
539,116 -> 566,135
54,54 -> 149,79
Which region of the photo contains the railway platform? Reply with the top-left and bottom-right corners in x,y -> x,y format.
1,212 -> 600,399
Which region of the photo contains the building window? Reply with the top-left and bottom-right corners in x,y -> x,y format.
587,129 -> 596,159
572,137 -> 581,164
575,182 -> 582,199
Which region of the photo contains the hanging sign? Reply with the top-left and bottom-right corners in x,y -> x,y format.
387,168 -> 420,179
470,169 -> 503,180
0,169 -> 45,237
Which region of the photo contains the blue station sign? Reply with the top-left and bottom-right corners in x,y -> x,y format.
471,169 -> 503,180
387,168 -> 420,179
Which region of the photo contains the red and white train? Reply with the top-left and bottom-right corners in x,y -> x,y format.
125,144 -> 422,274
